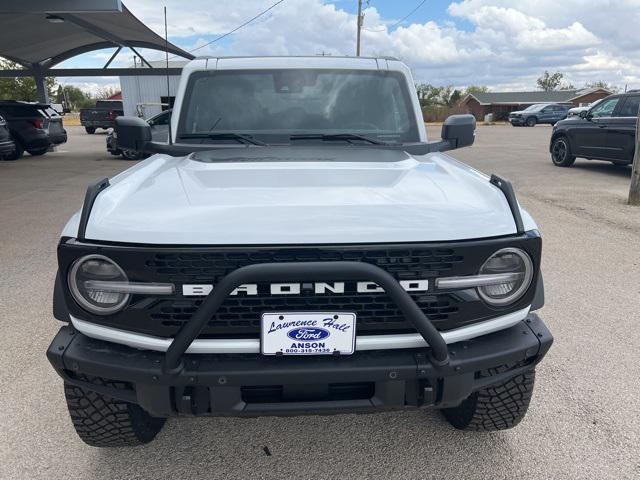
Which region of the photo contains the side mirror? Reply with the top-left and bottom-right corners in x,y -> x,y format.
115,116 -> 151,151
579,110 -> 592,120
440,114 -> 476,150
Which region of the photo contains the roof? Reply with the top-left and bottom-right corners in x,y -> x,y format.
0,4 -> 193,68
182,55 -> 408,73
463,88 -> 612,106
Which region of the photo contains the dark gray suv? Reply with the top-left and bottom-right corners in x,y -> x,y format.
509,103 -> 569,127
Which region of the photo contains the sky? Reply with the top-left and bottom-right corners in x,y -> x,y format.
55,0 -> 640,95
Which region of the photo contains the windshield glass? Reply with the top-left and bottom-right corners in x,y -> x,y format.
178,69 -> 419,144
523,104 -> 546,112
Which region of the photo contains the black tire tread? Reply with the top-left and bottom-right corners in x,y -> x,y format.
442,367 -> 535,431
551,135 -> 576,167
64,375 -> 165,447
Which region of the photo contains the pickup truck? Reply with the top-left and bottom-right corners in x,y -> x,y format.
79,100 -> 123,134
47,56 -> 552,447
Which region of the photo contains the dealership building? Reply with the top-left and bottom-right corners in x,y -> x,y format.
460,88 -> 612,121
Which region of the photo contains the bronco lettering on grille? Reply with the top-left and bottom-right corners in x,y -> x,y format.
182,280 -> 428,297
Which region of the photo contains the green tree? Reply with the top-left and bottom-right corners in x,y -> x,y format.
448,89 -> 463,107
536,71 -> 574,91
415,84 -> 458,107
585,80 -> 619,93
0,59 -> 56,101
56,85 -> 94,110
464,85 -> 489,96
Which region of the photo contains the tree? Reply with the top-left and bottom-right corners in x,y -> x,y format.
0,59 -> 56,101
55,85 -> 94,110
94,86 -> 120,100
536,71 -> 573,91
448,89 -> 463,107
415,84 -> 458,107
465,85 -> 489,96
585,80 -> 619,93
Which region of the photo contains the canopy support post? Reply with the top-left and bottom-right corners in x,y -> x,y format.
32,64 -> 49,104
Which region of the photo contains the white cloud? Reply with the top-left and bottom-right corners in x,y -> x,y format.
46,0 -> 640,92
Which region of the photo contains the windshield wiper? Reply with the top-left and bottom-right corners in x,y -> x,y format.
290,133 -> 390,145
179,133 -> 266,146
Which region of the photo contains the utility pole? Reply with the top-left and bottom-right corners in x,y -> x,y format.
356,0 -> 363,56
629,111 -> 640,205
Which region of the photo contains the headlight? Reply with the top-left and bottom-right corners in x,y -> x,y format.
68,255 -> 129,315
478,248 -> 533,306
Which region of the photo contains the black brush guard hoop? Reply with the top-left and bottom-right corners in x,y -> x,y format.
163,261 -> 450,373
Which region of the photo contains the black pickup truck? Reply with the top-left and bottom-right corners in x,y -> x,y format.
79,100 -> 123,134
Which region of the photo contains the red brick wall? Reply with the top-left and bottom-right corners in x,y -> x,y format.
460,98 -> 487,120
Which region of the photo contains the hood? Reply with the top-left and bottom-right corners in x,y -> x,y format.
66,146 -> 535,245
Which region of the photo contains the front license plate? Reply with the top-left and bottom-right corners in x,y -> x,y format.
261,312 -> 356,356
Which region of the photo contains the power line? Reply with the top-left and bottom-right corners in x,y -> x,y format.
363,0 -> 427,33
185,0 -> 286,54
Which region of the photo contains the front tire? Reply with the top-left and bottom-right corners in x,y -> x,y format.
2,142 -> 24,160
526,117 -> 537,127
85,127 -> 96,134
64,376 -> 165,447
121,149 -> 145,160
442,368 -> 535,431
551,136 -> 576,167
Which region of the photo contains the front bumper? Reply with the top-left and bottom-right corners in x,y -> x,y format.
509,117 -> 524,125
47,313 -> 552,417
82,120 -> 113,128
0,139 -> 15,155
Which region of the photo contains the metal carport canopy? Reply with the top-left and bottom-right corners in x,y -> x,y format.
0,0 -> 194,102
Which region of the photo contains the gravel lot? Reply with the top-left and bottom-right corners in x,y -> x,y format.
1,125 -> 638,479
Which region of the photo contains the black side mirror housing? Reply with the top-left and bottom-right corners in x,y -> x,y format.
440,114 -> 476,150
115,116 -> 151,151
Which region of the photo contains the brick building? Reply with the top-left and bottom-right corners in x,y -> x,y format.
460,88 -> 611,121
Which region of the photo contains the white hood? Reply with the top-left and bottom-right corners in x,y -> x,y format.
64,146 -> 536,245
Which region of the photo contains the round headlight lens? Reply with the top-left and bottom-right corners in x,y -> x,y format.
478,248 -> 533,306
68,255 -> 129,315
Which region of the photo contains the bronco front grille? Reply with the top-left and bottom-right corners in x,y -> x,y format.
142,247 -> 463,337
146,247 -> 464,283
59,236 -> 541,339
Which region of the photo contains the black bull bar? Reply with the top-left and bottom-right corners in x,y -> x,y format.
163,261 -> 450,373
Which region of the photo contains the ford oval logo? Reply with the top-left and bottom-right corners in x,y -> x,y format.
287,328 -> 330,341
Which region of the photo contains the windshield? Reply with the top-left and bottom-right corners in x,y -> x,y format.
177,69 -> 419,144
523,104 -> 546,112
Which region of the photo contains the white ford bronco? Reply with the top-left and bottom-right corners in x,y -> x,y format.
47,56 -> 552,447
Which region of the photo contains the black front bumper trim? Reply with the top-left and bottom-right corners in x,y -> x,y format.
47,314 -> 552,417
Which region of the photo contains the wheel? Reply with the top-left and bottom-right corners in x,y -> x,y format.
64,376 -> 166,447
85,127 -> 96,134
2,141 -> 24,160
526,117 -> 537,127
550,136 -> 576,167
121,149 -> 145,160
27,147 -> 48,156
442,368 -> 535,431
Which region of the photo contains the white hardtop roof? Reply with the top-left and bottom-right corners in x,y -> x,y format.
182,55 -> 406,73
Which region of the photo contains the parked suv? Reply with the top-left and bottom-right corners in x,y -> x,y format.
0,114 -> 16,159
550,92 -> 639,167
509,103 -> 569,127
47,57 -> 552,448
0,101 -> 67,159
